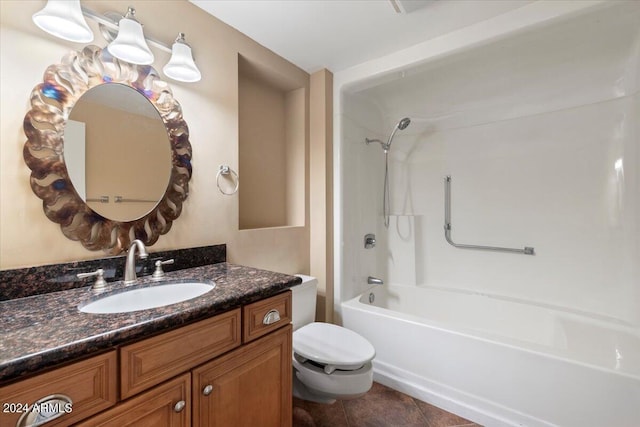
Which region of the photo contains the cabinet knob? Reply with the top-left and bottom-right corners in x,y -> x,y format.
263,309 -> 281,325
202,385 -> 214,396
174,400 -> 186,413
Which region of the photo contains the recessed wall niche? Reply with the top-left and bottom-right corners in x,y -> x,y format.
238,54 -> 306,230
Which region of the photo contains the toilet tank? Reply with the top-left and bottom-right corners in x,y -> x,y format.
291,274 -> 318,331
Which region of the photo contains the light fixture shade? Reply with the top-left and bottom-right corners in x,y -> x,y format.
32,0 -> 94,43
107,12 -> 154,65
163,35 -> 201,83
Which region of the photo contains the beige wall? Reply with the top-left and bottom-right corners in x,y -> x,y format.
0,0 -> 310,275
238,75 -> 288,229
238,58 -> 306,231
309,70 -> 334,322
284,88 -> 306,227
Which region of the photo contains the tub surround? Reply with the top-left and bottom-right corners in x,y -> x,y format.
0,244 -> 226,301
0,260 -> 301,383
336,3 -> 639,425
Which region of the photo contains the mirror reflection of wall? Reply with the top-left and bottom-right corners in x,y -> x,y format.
65,120 -> 87,200
65,83 -> 172,222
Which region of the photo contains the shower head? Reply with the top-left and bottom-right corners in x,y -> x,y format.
397,117 -> 411,130
365,117 -> 411,153
385,117 -> 411,152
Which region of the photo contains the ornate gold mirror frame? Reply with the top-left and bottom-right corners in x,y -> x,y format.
23,46 -> 192,254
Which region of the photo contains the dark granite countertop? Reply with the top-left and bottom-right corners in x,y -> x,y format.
0,262 -> 301,384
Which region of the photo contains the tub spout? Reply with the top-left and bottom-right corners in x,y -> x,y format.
367,276 -> 384,285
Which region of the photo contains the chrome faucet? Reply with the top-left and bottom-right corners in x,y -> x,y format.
367,276 -> 384,286
124,239 -> 149,284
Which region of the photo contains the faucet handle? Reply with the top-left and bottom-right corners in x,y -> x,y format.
152,259 -> 175,280
364,233 -> 376,249
78,268 -> 107,291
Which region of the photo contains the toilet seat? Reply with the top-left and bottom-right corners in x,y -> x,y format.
293,322 -> 375,373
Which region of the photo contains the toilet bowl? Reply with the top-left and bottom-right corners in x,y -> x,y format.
291,275 -> 375,403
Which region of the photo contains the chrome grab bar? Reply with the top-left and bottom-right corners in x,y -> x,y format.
444,176 -> 534,255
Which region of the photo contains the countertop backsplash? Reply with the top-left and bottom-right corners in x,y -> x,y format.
0,244 -> 226,301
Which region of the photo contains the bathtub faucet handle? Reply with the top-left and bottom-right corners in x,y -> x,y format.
364,234 -> 376,249
367,276 -> 384,285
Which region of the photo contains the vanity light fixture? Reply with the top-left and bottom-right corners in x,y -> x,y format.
106,7 -> 154,65
31,1 -> 202,83
32,0 -> 94,43
163,33 -> 202,83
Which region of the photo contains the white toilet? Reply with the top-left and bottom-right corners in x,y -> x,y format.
291,274 -> 375,403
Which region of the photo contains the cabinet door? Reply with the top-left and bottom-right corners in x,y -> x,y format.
193,324 -> 292,427
76,373 -> 190,427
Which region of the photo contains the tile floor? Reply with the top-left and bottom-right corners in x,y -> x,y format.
293,382 -> 482,427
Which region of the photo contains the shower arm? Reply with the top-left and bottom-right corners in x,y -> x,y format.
365,138 -> 389,152
444,176 -> 535,255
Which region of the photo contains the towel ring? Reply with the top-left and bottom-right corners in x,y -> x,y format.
216,165 -> 239,195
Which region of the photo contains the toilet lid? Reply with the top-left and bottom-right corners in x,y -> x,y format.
293,322 -> 375,368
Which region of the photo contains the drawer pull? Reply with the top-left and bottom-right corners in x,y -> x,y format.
263,309 -> 281,325
202,385 -> 214,396
16,394 -> 73,427
173,400 -> 186,413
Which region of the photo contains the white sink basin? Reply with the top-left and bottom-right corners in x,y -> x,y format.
79,281 -> 215,314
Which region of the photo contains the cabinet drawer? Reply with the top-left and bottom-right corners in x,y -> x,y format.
242,291 -> 291,343
0,351 -> 116,427
120,309 -> 241,399
76,373 -> 190,427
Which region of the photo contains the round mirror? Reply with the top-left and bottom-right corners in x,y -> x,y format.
23,46 -> 192,254
66,83 -> 172,222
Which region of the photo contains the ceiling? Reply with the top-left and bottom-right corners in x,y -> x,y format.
190,0 -> 533,73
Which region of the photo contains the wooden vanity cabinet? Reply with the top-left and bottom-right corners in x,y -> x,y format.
89,290 -> 291,426
1,291 -> 292,427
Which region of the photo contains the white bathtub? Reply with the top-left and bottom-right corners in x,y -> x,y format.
341,285 -> 640,427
